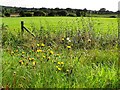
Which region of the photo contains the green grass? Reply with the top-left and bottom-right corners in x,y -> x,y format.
1,17 -> 119,88
2,48 -> 119,88
2,17 -> 118,34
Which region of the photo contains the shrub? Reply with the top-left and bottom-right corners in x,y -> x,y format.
109,15 -> 116,18
19,11 -> 25,17
24,12 -> 33,17
4,12 -> 10,17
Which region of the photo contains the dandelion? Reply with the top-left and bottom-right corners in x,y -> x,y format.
58,68 -> 62,71
21,62 -> 24,65
22,52 -> 25,54
50,50 -> 54,55
28,57 -> 32,61
58,62 -> 61,65
31,58 -> 34,61
66,70 -> 69,72
56,54 -> 60,56
33,61 -> 36,66
56,66 -> 58,68
62,38 -> 64,41
41,43 -> 45,47
61,62 -> 64,65
19,60 -> 24,65
37,43 -> 40,47
42,55 -> 46,58
37,49 -> 42,53
67,46 -> 71,49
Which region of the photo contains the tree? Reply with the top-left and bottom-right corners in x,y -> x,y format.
34,11 -> 46,16
48,10 -> 57,16
99,8 -> 106,14
24,12 -> 33,17
83,8 -> 87,16
76,10 -> 81,16
67,13 -> 76,17
19,11 -> 25,17
57,10 -> 68,16
99,8 -> 106,12
4,12 -> 10,17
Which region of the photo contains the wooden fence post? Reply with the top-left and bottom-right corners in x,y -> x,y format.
21,21 -> 24,37
21,21 -> 35,37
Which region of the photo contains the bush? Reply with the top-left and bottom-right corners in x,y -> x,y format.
19,11 -> 25,17
4,12 -> 10,17
24,12 -> 33,17
109,15 -> 116,18
48,11 -> 57,16
57,10 -> 68,16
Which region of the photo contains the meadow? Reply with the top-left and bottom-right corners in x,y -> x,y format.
1,17 -> 119,88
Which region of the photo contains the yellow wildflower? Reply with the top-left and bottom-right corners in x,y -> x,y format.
56,66 -> 58,68
62,38 -> 64,41
41,43 -> 45,47
31,58 -> 34,61
21,62 -> 24,65
50,50 -> 54,55
58,62 -> 61,65
28,57 -> 32,61
11,51 -> 14,54
19,60 -> 24,65
42,55 -> 46,58
66,70 -> 69,72
67,46 -> 71,49
61,62 -> 64,65
37,49 -> 42,53
56,54 -> 60,56
22,52 -> 25,54
37,44 -> 40,47
33,61 -> 36,66
58,68 -> 62,71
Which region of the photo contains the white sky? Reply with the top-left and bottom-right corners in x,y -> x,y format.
0,0 -> 120,11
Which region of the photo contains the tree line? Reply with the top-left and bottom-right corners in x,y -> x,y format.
1,5 -> 118,17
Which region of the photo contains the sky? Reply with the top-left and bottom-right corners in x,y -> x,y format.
0,0 -> 120,11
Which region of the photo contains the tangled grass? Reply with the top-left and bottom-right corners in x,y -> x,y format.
1,17 -> 119,88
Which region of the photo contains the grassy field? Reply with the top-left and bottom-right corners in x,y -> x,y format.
1,17 -> 119,88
